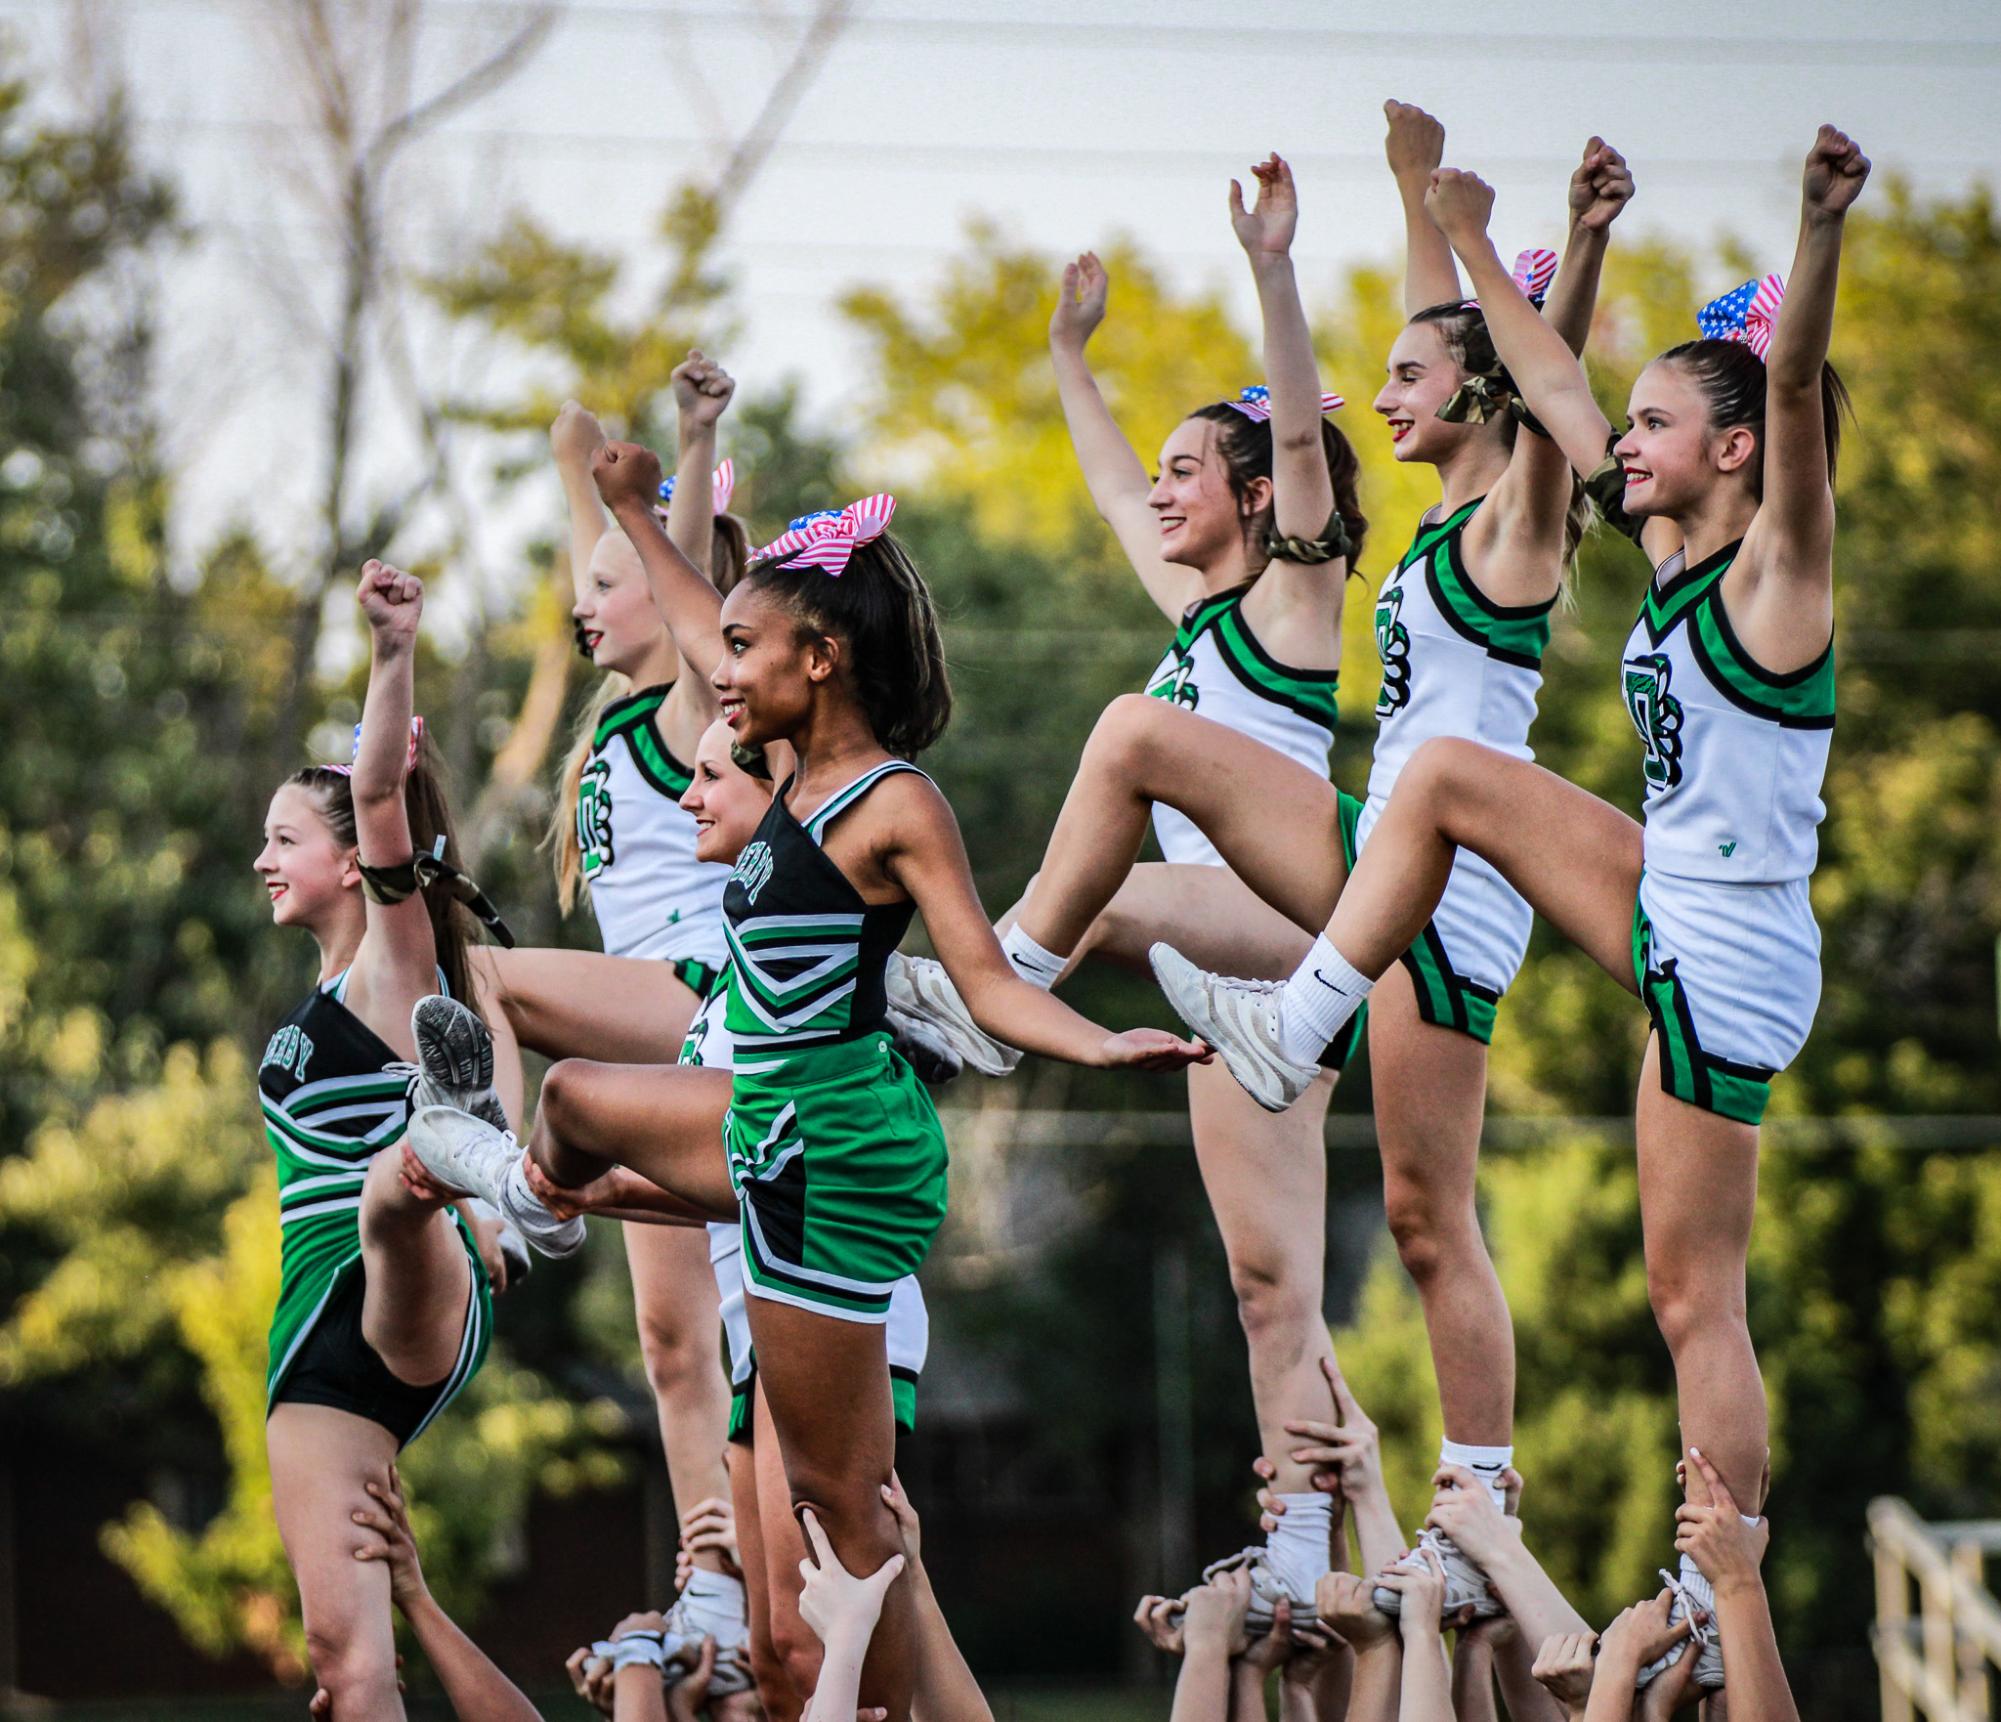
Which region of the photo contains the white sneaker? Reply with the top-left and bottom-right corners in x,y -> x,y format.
1372,1529 -> 1504,1621
885,953 -> 1021,1076
886,1004 -> 965,1086
1635,1565 -> 1723,1691
664,1577 -> 754,1695
409,994 -> 509,1132
1198,1545 -> 1300,1636
406,1104 -> 585,1259
1148,943 -> 1316,1112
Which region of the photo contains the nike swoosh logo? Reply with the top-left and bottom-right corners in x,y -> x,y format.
1312,968 -> 1356,996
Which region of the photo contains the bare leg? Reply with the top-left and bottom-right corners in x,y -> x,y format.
529,1058 -> 737,1216
746,1297 -> 914,1722
1000,861 -> 1324,983
268,1404 -> 405,1721
356,1153 -> 475,1386
1371,969 -> 1514,1447
730,1434 -> 800,1722
1016,696 -> 1348,955
1322,738 -> 1642,989
1188,1059 -> 1341,1493
754,1384 -> 819,1713
1636,1037 -> 1767,1513
476,946 -> 700,1063
626,1224 -> 732,1560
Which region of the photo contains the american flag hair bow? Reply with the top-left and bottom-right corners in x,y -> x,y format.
327,715 -> 425,776
751,495 -> 897,576
1465,247 -> 1560,311
1697,274 -> 1786,362
1224,384 -> 1346,422
657,457 -> 737,516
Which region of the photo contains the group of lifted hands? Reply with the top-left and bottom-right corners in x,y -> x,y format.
1137,1364 -> 1799,1722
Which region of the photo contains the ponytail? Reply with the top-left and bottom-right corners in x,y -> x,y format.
1658,338 -> 1851,500
288,733 -> 481,1013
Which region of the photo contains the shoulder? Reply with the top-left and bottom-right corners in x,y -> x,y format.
865,767 -> 959,853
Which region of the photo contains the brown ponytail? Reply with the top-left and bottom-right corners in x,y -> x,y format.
288,733 -> 481,1013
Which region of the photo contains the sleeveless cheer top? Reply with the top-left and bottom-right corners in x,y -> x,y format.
1144,586 -> 1340,866
720,760 -> 926,1062
577,683 -> 732,963
1369,497 -> 1553,805
1620,540 -> 1833,884
258,968 -> 489,1404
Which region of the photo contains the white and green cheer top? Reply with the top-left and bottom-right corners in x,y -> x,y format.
1144,586 -> 1340,868
1621,540 -> 1833,884
577,684 -> 731,964
1370,497 -> 1553,803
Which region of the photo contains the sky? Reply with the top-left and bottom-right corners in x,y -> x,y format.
5,0 -> 1999,632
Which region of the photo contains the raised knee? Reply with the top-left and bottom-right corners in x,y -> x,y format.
539,1057 -> 589,1128
1091,693 -> 1166,776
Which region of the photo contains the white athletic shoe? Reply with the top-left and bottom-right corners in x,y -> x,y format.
1147,943 -> 1316,1113
885,953 -> 1021,1077
664,1576 -> 754,1695
1198,1545 -> 1301,1636
1372,1529 -> 1505,1621
406,1104 -> 586,1260
886,1004 -> 965,1086
408,994 -> 509,1132
1635,1565 -> 1724,1691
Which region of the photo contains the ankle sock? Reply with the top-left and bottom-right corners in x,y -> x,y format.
1265,1492 -> 1334,1602
1440,1439 -> 1514,1513
1000,924 -> 1066,990
1276,936 -> 1373,1063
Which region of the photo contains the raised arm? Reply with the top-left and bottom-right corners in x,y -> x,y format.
343,562 -> 439,1031
1048,252 -> 1192,621
666,349 -> 736,579
592,440 -> 726,686
1544,138 -> 1631,357
1385,101 -> 1461,313
1676,1450 -> 1800,1722
1426,171 -> 1613,480
552,401 -> 609,605
1231,155 -> 1337,547
1745,124 -> 1868,612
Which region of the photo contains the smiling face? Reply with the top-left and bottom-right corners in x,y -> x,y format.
1146,417 -> 1264,571
254,781 -> 356,928
1374,320 -> 1492,467
678,719 -> 773,865
572,531 -> 665,677
712,581 -> 825,750
1615,359 -> 1758,518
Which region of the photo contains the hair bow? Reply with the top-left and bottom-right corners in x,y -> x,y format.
1696,274 -> 1785,362
751,495 -> 897,576
1464,247 -> 1560,312
657,457 -> 737,517
1224,384 -> 1346,423
334,715 -> 426,776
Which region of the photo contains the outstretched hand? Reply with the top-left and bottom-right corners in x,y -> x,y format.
880,1471 -> 923,1567
1049,252 -> 1109,352
1384,100 -> 1445,183
1133,1593 -> 1188,1657
1424,1464 -> 1522,1568
591,440 -> 666,513
1569,136 -> 1634,233
1424,168 -> 1497,251
1230,153 -> 1299,258
1530,1630 -> 1597,1711
357,560 -> 422,645
350,1463 -> 426,1611
1597,1589 -> 1695,1674
1803,123 -> 1870,218
1315,1570 -> 1394,1651
672,349 -> 737,431
1099,1027 -> 1213,1071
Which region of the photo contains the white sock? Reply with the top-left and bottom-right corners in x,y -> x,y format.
1276,936 -> 1373,1063
502,1156 -> 558,1225
678,1567 -> 746,1635
1265,1492 -> 1334,1602
1440,1439 -> 1513,1512
1000,924 -> 1066,990
1740,1512 -> 1762,1529
1678,1549 -> 1712,1595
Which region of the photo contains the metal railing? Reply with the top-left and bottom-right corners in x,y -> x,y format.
1871,1497 -> 2001,1721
